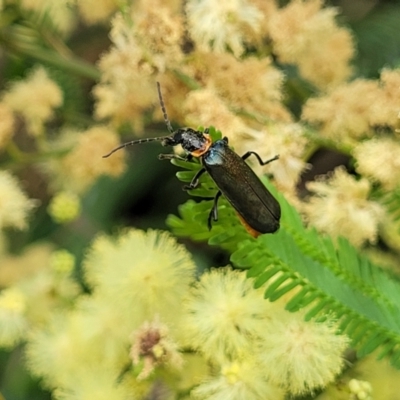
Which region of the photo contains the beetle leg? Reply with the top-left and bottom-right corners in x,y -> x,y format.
241,151 -> 279,165
158,153 -> 193,161
183,167 -> 206,191
207,191 -> 222,230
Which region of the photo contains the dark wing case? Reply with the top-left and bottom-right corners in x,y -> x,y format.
203,141 -> 281,234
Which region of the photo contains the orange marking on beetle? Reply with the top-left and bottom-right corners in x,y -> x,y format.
237,213 -> 261,238
191,134 -> 212,157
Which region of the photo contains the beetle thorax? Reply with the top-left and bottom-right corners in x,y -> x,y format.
174,128 -> 211,156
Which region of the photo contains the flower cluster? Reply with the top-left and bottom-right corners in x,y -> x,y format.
56,125 -> 125,193
0,243 -> 80,349
26,230 -> 196,397
184,268 -> 349,397
302,167 -> 384,247
354,137 -> 400,190
2,67 -> 63,136
268,0 -> 353,89
0,171 -> 36,230
93,1 -> 183,132
25,231 -> 349,399
186,0 -> 263,57
302,69 -> 400,142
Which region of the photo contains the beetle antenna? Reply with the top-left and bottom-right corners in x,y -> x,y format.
103,83 -> 175,158
157,82 -> 174,134
102,136 -> 170,158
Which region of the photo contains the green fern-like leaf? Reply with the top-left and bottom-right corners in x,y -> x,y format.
166,148 -> 400,369
380,186 -> 400,224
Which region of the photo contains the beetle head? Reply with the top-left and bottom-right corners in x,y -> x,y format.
162,128 -> 211,156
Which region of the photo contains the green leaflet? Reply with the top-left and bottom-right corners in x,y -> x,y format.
380,186 -> 400,224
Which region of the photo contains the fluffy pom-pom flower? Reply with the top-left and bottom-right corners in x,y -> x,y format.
183,268 -> 273,362
260,308 -> 349,395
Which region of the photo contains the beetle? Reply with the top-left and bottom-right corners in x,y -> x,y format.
103,82 -> 281,237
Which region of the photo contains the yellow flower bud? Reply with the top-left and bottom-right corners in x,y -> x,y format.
49,249 -> 75,275
48,192 -> 81,223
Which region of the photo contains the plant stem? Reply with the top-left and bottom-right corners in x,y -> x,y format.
8,43 -> 101,81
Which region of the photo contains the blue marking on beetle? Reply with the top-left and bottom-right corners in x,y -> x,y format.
204,143 -> 225,166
